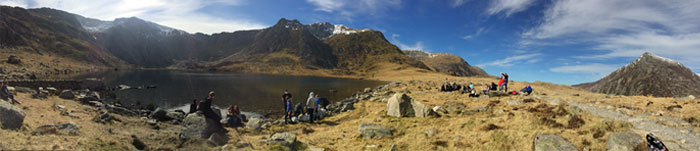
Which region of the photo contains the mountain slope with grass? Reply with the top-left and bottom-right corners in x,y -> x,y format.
403,50 -> 488,77
574,52 -> 700,97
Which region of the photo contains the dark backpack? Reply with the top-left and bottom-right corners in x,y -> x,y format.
646,133 -> 668,151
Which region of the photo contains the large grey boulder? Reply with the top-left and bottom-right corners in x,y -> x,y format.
534,134 -> 577,151
33,122 -> 79,135
266,132 -> 297,147
180,112 -> 227,141
0,101 -> 25,130
607,132 -> 644,151
358,123 -> 392,139
59,90 -> 75,100
246,117 -> 264,130
386,93 -> 437,118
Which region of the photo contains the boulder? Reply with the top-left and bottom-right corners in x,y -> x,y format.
59,90 -> 75,100
607,132 -> 645,151
358,123 -> 392,138
246,117 -> 264,130
45,87 -> 58,94
166,111 -> 185,121
149,108 -> 170,121
55,122 -> 79,135
180,112 -> 227,140
87,101 -> 104,108
386,93 -> 438,118
32,122 -> 79,135
266,132 -> 296,147
7,55 -> 21,64
93,113 -> 118,124
131,135 -> 147,150
14,87 -> 34,94
107,105 -> 137,116
208,132 -> 229,146
79,91 -> 101,102
534,134 -> 577,151
0,101 -> 25,130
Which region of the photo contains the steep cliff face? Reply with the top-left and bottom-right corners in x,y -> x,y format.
574,52 -> 700,97
403,50 -> 488,77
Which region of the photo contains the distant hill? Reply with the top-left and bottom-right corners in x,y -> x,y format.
402,50 -> 487,77
0,6 -> 431,76
574,52 -> 700,97
0,6 -> 124,67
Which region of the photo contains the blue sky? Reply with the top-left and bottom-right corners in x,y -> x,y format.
3,0 -> 700,85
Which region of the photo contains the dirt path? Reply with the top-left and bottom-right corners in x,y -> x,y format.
565,101 -> 700,151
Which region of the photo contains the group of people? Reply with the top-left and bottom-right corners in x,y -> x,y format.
1,82 -> 22,104
187,91 -> 248,129
439,72 -> 534,96
282,90 -> 329,124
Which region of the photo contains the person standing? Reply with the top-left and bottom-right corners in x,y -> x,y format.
305,92 -> 316,123
282,90 -> 292,112
285,96 -> 293,124
498,75 -> 505,92
502,73 -> 509,93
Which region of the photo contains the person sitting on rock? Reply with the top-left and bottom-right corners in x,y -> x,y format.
520,85 -> 533,96
188,99 -> 198,114
225,105 -> 247,128
198,91 -> 221,122
490,82 -> 498,91
293,102 -> 303,117
1,82 -> 21,104
482,84 -> 489,94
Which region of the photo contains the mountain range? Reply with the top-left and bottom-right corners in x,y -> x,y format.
1,6 -> 453,76
574,52 -> 700,97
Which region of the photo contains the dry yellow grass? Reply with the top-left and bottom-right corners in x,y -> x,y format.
1,62 -> 697,150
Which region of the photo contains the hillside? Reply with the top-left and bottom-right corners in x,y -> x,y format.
403,50 -> 488,77
574,52 -> 700,97
1,6 -> 433,77
0,6 -> 124,67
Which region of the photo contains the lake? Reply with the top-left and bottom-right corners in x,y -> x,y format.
78,70 -> 386,116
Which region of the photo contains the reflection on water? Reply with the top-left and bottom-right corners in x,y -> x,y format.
78,70 -> 386,116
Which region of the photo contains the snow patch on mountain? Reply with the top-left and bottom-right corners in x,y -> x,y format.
332,25 -> 369,35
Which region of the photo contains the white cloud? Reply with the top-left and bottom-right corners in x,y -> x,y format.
461,27 -> 486,40
0,0 -> 28,7
391,34 -> 427,51
550,63 -> 619,76
524,0 -> 700,71
450,0 -> 469,7
305,0 -> 402,19
477,53 -> 541,67
487,0 -> 535,16
12,0 -> 266,34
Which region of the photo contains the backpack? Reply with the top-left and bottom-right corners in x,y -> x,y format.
646,133 -> 668,151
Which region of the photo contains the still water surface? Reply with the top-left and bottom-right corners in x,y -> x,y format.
81,70 -> 386,116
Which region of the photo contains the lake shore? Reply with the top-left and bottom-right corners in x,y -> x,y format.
1,66 -> 699,150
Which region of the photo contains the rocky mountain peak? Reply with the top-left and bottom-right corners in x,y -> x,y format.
574,52 -> 700,97
275,18 -> 303,29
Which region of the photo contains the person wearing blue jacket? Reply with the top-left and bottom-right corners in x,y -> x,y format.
285,98 -> 293,124
520,84 -> 533,96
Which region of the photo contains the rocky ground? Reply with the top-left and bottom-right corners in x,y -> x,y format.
0,49 -> 111,80
0,64 -> 698,151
